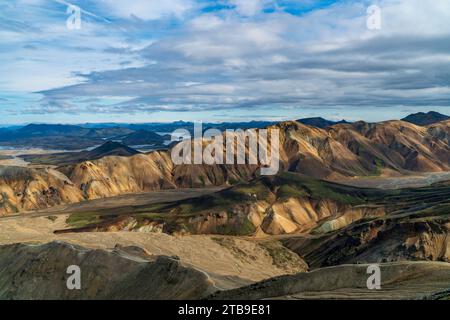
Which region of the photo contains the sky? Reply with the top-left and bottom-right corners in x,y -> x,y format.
1,0 -> 450,124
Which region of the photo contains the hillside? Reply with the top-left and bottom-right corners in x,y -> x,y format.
282,183 -> 450,268
210,262 -> 450,300
0,241 -> 216,299
56,172 -> 387,236
0,122 -> 274,150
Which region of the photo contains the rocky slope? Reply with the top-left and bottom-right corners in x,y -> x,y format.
282,184 -> 450,268
0,166 -> 84,215
209,261 -> 450,300
56,172 -> 450,252
0,241 -> 216,300
284,219 -> 450,269
57,173 -> 387,236
1,240 -> 449,299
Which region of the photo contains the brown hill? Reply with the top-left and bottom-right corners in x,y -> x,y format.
0,241 -> 216,299
55,173 -> 386,236
0,166 -> 84,215
210,261 -> 450,300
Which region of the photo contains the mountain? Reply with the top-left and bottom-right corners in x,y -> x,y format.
121,130 -> 169,146
17,124 -> 89,136
0,136 -> 104,150
402,111 -> 450,126
16,124 -> 131,138
0,124 -> 105,150
0,121 -> 277,150
21,141 -> 140,166
4,118 -> 450,300
88,141 -> 140,158
297,117 -> 349,128
85,126 -> 134,138
5,118 -> 450,214
0,166 -> 84,214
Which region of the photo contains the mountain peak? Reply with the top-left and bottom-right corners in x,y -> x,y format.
402,111 -> 450,126
90,141 -> 139,157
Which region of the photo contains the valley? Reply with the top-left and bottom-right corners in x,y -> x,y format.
1,174 -> 450,299
3,0 -> 450,303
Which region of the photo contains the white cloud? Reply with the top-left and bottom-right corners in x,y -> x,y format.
3,0 -> 450,120
98,0 -> 194,20
229,0 -> 264,16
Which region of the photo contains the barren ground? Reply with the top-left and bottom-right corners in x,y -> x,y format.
0,188 -> 306,290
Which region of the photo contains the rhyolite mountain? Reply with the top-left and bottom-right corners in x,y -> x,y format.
5,118 -> 450,215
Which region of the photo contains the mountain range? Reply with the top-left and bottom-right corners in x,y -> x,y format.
297,117 -> 349,128
2,112 -> 450,300
0,121 -> 276,150
1,112 -> 449,150
3,113 -> 450,215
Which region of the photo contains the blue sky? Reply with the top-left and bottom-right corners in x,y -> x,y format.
1,0 -> 450,124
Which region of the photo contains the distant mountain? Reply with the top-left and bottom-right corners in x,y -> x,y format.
402,111 -> 450,126
86,127 -> 134,138
89,141 -> 140,158
297,117 -> 349,128
0,155 -> 13,160
0,121 -> 278,150
121,130 -> 168,146
0,124 -> 104,150
21,141 -> 140,166
17,124 -> 89,137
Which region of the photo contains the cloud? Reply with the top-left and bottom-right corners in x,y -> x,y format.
229,0 -> 264,16
97,0 -> 195,20
2,0 -> 450,122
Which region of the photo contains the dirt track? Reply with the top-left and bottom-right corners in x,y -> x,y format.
333,172 -> 450,189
